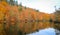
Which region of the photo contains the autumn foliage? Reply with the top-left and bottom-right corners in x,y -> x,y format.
0,0 -> 60,35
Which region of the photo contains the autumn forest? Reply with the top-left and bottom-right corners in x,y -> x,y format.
0,0 -> 60,35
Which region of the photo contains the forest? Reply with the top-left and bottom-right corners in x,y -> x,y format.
0,0 -> 60,35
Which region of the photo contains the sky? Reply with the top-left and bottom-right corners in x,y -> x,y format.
17,0 -> 60,14
27,28 -> 56,35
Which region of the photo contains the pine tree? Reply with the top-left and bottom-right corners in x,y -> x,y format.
54,6 -> 60,22
9,0 -> 14,5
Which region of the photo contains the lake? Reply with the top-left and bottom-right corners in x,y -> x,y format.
27,28 -> 56,35
0,21 -> 60,35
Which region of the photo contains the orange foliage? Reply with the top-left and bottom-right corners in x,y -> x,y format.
0,1 -> 56,35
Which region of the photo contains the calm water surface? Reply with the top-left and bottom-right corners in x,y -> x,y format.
27,28 -> 56,35
26,22 -> 60,35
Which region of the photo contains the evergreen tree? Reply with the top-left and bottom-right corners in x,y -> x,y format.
9,0 -> 14,5
54,6 -> 60,22
14,1 -> 18,6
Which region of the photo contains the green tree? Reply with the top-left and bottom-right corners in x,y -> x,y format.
36,10 -> 39,12
14,1 -> 18,6
7,0 -> 18,5
9,0 -> 14,5
18,2 -> 22,11
19,2 -> 22,7
54,7 -> 60,22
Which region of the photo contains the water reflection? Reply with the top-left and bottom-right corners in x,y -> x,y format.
0,21 -> 60,35
26,22 -> 60,35
18,22 -> 54,34
27,28 -> 56,35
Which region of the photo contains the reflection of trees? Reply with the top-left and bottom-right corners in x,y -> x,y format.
55,29 -> 60,35
49,17 -> 52,22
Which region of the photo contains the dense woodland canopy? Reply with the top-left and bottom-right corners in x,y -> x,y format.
0,0 -> 60,35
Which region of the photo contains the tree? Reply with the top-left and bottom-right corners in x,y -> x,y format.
54,7 -> 60,22
19,2 -> 22,6
14,1 -> 18,6
36,10 -> 39,12
7,0 -> 18,6
0,0 -> 5,1
9,0 -> 14,5
18,2 -> 22,11
0,0 -> 18,6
